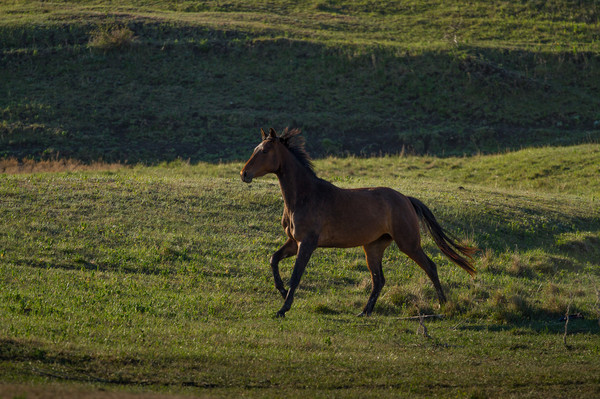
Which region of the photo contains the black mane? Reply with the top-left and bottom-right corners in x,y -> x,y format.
279,128 -> 316,177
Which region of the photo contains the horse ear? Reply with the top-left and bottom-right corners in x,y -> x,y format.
268,128 -> 277,139
261,128 -> 268,140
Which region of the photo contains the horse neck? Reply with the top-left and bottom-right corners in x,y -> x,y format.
275,150 -> 316,210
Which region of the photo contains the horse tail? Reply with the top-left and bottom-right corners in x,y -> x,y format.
408,196 -> 478,276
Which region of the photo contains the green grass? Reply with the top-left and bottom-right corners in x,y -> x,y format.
2,2 -> 600,396
319,144 -> 600,197
1,145 -> 599,397
1,0 -> 600,163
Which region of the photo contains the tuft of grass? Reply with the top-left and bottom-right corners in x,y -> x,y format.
383,281 -> 438,316
507,252 -> 537,279
88,25 -> 136,51
490,289 -> 532,324
312,302 -> 340,315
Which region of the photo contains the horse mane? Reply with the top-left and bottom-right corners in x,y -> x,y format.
279,128 -> 316,177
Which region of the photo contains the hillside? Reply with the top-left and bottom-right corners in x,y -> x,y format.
1,0 -> 600,163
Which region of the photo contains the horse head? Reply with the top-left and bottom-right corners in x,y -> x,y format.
240,128 -> 283,183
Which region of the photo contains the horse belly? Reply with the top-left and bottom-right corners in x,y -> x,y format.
318,232 -> 386,248
318,201 -> 391,248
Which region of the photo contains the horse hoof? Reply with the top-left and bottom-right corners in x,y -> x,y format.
357,311 -> 370,317
275,311 -> 286,318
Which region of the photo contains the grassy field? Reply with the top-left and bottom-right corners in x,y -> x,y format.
1,144 -> 599,398
1,0 -> 600,162
2,1 -> 600,397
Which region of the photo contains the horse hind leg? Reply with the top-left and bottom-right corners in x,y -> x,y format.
402,245 -> 447,305
359,236 -> 392,317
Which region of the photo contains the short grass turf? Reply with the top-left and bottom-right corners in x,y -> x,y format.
1,145 -> 599,397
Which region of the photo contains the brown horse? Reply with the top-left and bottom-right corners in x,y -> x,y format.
241,128 -> 477,317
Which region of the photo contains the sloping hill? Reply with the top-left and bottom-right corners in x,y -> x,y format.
1,0 -> 599,162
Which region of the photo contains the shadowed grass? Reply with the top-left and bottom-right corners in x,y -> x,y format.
1,0 -> 600,163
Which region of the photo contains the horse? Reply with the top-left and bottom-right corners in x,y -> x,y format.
240,127 -> 477,317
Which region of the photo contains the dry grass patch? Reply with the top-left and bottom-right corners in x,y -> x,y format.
0,158 -> 123,174
88,25 -> 136,51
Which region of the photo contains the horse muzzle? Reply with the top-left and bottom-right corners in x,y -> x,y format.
241,170 -> 253,183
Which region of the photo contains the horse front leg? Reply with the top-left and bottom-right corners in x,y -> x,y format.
277,234 -> 318,317
270,238 -> 298,299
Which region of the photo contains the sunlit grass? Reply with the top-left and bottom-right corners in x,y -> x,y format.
88,25 -> 136,51
1,146 -> 599,397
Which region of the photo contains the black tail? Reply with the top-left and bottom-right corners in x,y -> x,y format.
409,197 -> 478,276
